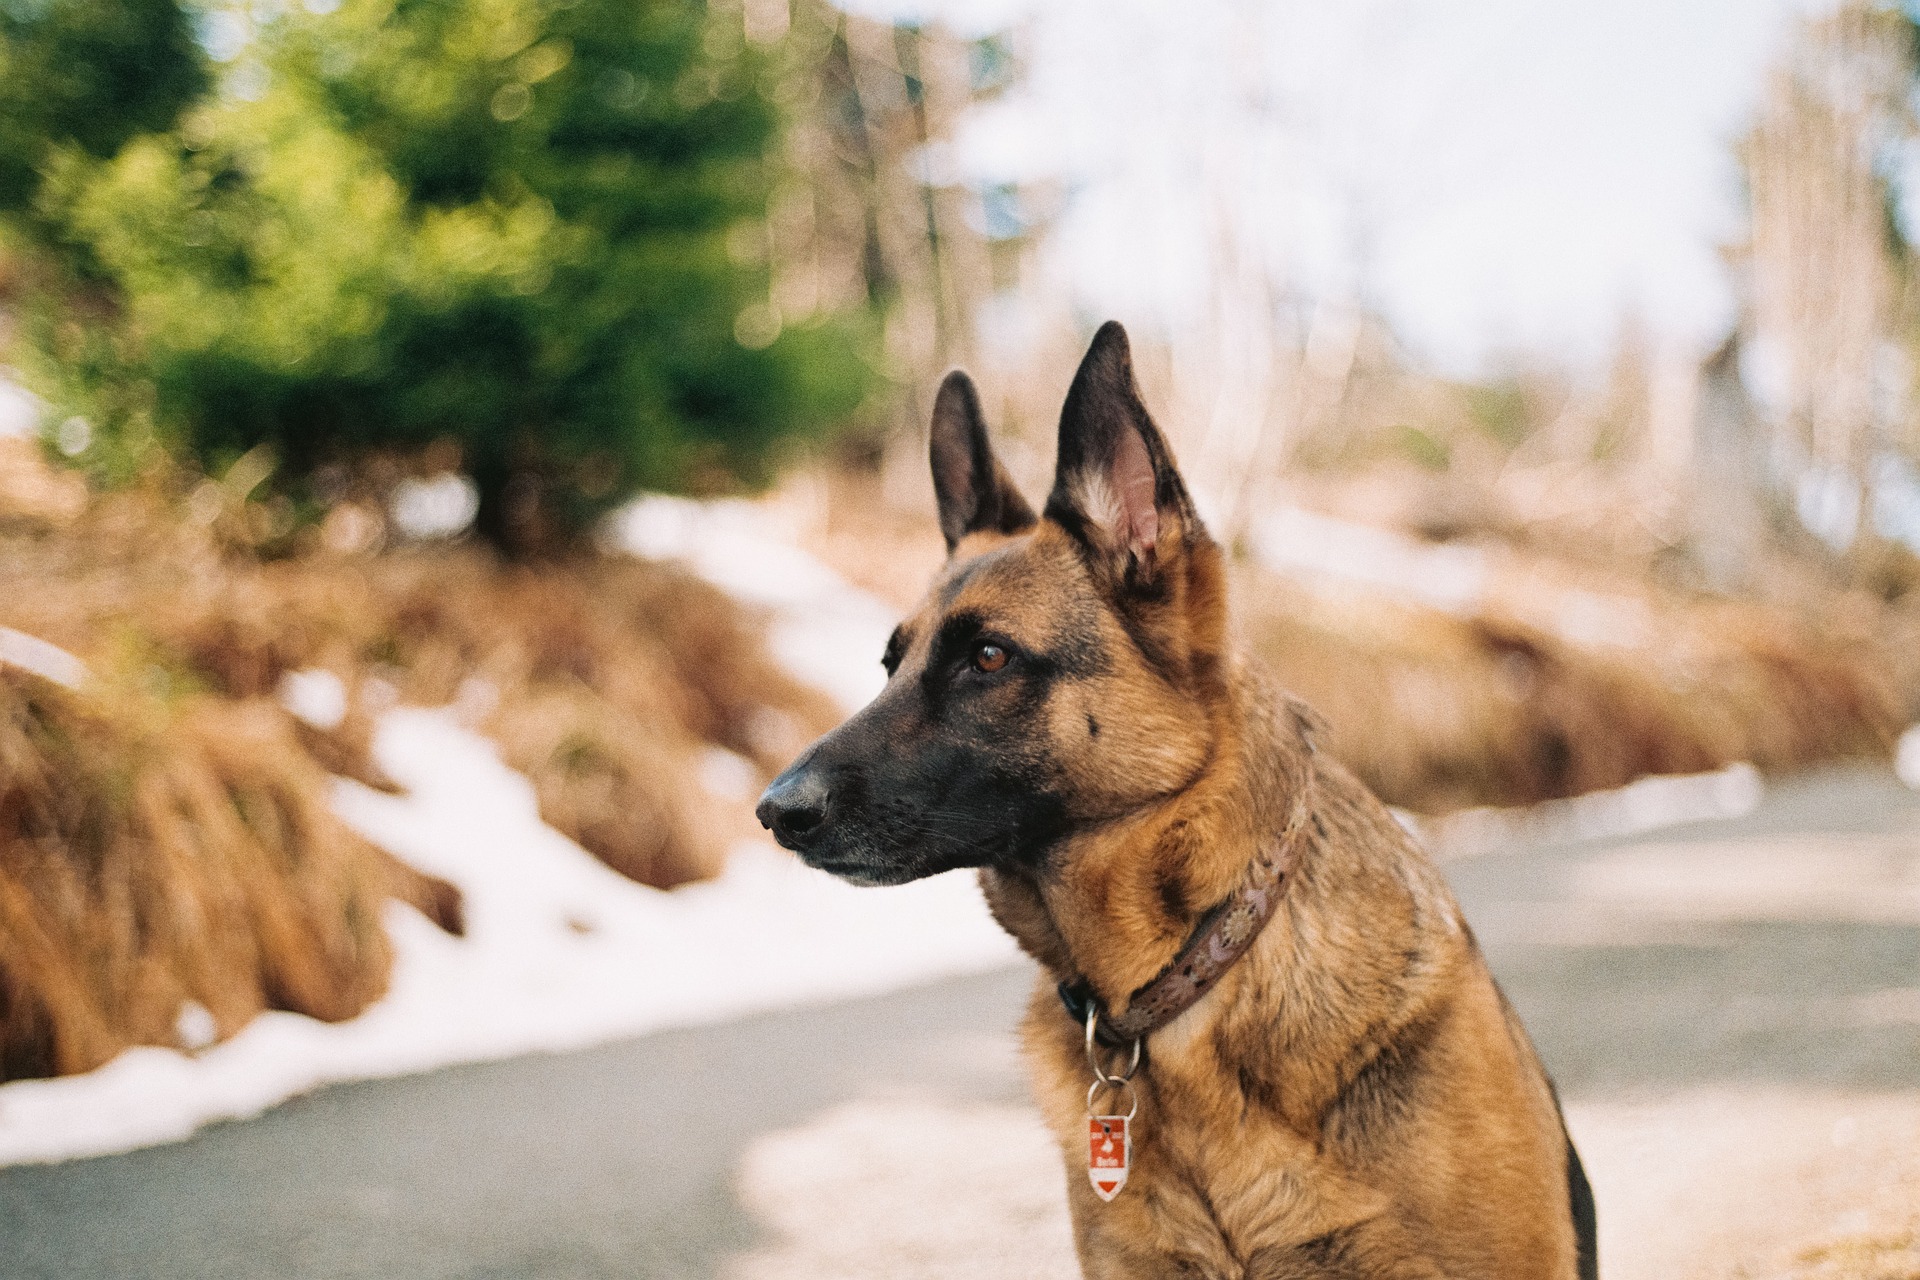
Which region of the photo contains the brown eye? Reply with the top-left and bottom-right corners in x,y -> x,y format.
973,642 -> 1009,673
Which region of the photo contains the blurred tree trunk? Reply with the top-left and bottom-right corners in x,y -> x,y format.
1736,1 -> 1917,569
1687,333 -> 1770,590
769,5 -> 999,494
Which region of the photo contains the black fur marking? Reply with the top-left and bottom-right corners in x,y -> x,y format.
921,603 -> 1107,707
1235,1064 -> 1265,1110
1220,1024 -> 1286,1115
932,543 -> 1115,681
1040,499 -> 1097,555
1298,1229 -> 1352,1268
1042,613 -> 1112,680
1535,729 -> 1573,792
1114,598 -> 1184,679
1323,1004 -> 1446,1152
881,625 -> 908,677
1243,1225 -> 1371,1280
1087,713 -> 1100,737
935,552 -> 992,608
1155,863 -> 1188,924
1567,1130 -> 1598,1280
775,641 -> 1079,881
927,609 -> 992,676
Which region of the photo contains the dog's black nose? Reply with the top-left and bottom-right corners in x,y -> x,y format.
756,770 -> 830,849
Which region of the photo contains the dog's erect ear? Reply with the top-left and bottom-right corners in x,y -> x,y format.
930,370 -> 1036,553
1045,321 -> 1203,583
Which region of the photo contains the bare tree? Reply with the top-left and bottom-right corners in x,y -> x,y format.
1737,1 -> 1915,554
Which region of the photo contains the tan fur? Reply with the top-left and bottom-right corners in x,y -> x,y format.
895,524 -> 1579,1278
783,334 -> 1588,1277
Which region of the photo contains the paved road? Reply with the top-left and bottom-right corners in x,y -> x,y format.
3,767 -> 1917,1279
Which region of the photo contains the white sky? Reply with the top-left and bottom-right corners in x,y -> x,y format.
840,0 -> 1838,375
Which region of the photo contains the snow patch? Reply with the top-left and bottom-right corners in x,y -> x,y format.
279,668 -> 347,730
0,377 -> 43,438
1252,505 -> 1489,615
1414,762 -> 1764,861
726,1100 -> 1073,1280
1251,506 -> 1659,651
173,1002 -> 218,1053
1897,724 -> 1920,792
0,708 -> 1019,1166
611,495 -> 894,713
389,473 -> 479,541
698,745 -> 762,803
0,626 -> 89,690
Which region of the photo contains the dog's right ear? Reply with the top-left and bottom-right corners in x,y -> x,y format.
1045,321 -> 1203,589
929,370 -> 1036,553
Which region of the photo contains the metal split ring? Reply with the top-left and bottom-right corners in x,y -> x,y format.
1086,1074 -> 1139,1121
1084,1004 -> 1142,1086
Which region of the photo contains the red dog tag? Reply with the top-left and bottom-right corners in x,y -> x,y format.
1088,1115 -> 1130,1200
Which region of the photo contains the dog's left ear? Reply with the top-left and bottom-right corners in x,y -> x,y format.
1045,321 -> 1205,585
930,370 -> 1036,553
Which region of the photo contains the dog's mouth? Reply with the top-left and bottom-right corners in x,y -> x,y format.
787,823 -> 974,886
793,847 -> 920,886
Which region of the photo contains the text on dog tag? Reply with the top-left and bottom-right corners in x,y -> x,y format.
1088,1115 -> 1130,1201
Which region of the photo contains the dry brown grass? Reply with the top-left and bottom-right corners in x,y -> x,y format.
1782,1231 -> 1920,1280
0,449 -> 836,1080
0,470 -> 838,891
1236,566 -> 1909,813
0,669 -> 435,1079
319,552 -> 839,887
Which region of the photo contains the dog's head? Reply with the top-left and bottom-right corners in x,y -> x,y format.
757,322 -> 1230,884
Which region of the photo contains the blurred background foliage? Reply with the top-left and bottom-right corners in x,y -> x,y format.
0,0 -> 209,218
0,0 -> 874,553
0,0 -> 1919,1126
0,0 -> 1006,1073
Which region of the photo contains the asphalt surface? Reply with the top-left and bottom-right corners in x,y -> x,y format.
2,765 -> 1916,1279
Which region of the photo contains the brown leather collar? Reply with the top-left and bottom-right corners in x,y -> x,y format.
1059,749 -> 1317,1049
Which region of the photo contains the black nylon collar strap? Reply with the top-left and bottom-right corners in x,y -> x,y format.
1059,755 -> 1316,1049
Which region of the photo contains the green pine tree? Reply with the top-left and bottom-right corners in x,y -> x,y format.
8,0 -> 874,553
0,0 -> 208,219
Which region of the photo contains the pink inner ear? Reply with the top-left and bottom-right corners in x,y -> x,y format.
1113,425 -> 1158,559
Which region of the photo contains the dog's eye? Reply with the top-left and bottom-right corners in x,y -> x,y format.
973,642 -> 1010,674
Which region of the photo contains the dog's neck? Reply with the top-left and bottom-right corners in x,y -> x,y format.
980,657 -> 1314,1012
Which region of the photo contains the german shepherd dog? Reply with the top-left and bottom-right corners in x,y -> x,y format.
759,322 -> 1598,1279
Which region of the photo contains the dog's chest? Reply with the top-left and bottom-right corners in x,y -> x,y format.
1144,1067 -> 1387,1246
1038,1029 -> 1392,1272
